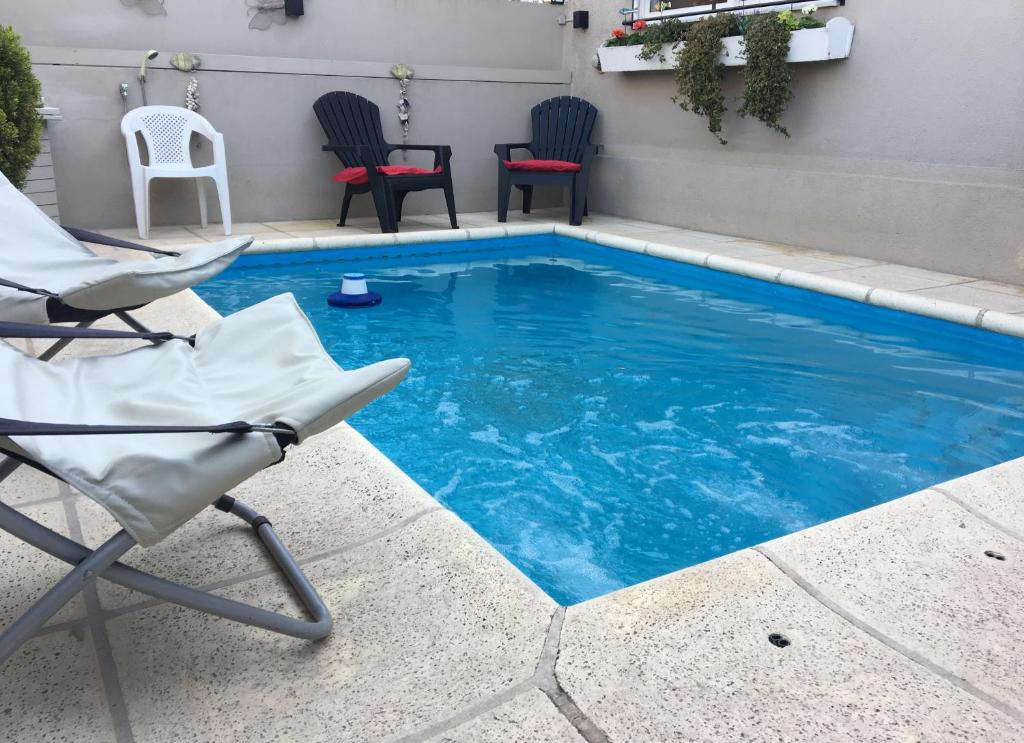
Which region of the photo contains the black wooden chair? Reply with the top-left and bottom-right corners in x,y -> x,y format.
494,96 -> 600,226
313,91 -> 458,233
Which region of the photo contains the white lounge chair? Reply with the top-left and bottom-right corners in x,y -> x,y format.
0,293 -> 410,665
0,170 -> 249,358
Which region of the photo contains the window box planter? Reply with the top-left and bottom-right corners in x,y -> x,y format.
597,17 -> 854,73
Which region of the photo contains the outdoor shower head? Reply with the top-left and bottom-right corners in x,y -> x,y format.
138,50 -> 159,80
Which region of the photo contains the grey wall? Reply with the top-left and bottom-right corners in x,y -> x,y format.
567,0 -> 1024,284
7,0 -> 570,228
8,1 -> 1024,284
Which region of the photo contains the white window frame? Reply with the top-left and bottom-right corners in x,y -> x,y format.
635,0 -> 841,24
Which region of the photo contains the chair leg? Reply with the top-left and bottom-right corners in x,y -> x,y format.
214,170 -> 232,236
338,187 -> 355,226
394,191 -> 407,223
583,198 -> 589,217
497,170 -> 512,223
570,176 -> 588,226
521,185 -> 533,215
443,179 -> 458,229
141,175 -> 153,240
0,495 -> 332,668
370,179 -> 397,233
196,178 -> 209,229
130,169 -> 148,240
0,526 -> 135,666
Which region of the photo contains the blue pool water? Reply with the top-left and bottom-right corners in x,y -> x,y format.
197,235 -> 1024,604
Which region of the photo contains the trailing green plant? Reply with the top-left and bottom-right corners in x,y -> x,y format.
0,26 -> 42,190
672,13 -> 736,144
738,12 -> 794,137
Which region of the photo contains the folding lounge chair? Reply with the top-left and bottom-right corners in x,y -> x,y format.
0,171 -> 250,358
0,293 -> 410,665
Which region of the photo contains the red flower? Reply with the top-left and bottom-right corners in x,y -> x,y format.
632,20 -> 647,30
611,28 -> 626,38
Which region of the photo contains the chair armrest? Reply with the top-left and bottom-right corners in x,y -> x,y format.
0,278 -> 58,298
321,144 -> 363,154
0,321 -> 191,344
388,144 -> 452,170
211,131 -> 227,169
61,227 -> 181,257
0,417 -> 291,437
494,143 -> 533,161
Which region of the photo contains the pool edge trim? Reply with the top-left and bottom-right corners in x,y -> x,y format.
244,223 -> 1024,340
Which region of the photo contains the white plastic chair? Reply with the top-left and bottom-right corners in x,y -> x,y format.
121,106 -> 232,239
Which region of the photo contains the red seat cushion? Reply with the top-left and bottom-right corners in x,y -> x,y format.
502,159 -> 582,173
333,164 -> 443,185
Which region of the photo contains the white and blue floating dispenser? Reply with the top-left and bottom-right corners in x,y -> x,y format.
327,273 -> 382,308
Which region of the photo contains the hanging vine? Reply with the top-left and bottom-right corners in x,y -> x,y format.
672,13 -> 736,145
738,13 -> 794,137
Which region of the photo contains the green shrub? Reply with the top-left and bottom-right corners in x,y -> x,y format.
0,26 -> 42,189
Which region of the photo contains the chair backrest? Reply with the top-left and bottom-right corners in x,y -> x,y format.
120,106 -> 216,167
313,92 -> 390,168
529,96 -> 598,164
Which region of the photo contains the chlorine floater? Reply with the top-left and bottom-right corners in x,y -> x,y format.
327,273 -> 382,308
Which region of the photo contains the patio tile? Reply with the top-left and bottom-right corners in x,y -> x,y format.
931,456 -> 1024,538
423,689 -> 584,743
107,510 -> 555,742
278,227 -> 374,239
741,251 -> 862,273
0,500 -> 85,628
908,283 -> 1024,314
640,231 -> 731,252
413,213 -> 476,228
2,459 -> 64,508
764,490 -> 1024,712
0,631 -> 116,742
558,549 -> 1024,742
262,219 -> 340,232
76,424 -> 439,610
966,279 -> 1024,297
662,227 -> 742,243
183,222 -> 271,240
99,225 -> 196,241
814,263 -> 973,291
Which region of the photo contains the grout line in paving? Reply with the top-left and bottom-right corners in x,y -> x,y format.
33,613 -> 89,638
752,545 -> 1024,724
533,606 -> 611,743
386,679 -> 536,743
930,486 -> 1024,544
102,504 -> 442,621
388,604 -> 609,743
60,484 -> 135,743
7,492 -> 73,511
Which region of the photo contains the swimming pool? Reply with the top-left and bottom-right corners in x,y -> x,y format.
197,235 -> 1024,604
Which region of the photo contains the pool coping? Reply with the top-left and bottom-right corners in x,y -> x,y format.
245,223 -> 1024,340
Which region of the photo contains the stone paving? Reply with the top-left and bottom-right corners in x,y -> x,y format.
2,211 -> 1023,741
